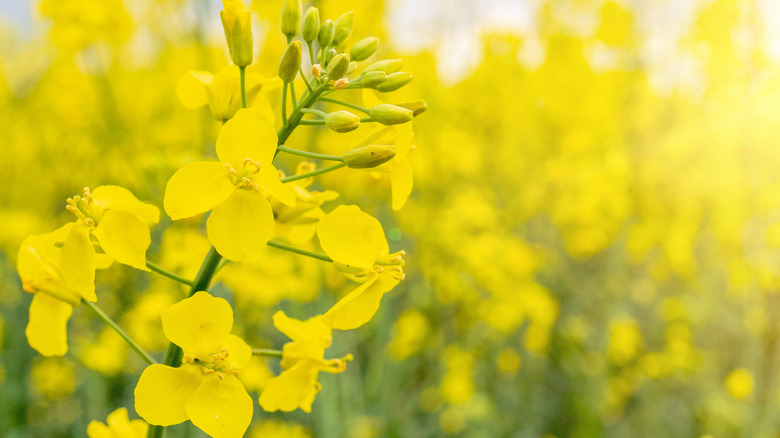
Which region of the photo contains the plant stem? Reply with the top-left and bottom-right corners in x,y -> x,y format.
282,83 -> 289,126
290,82 -> 297,105
239,66 -> 247,109
146,260 -> 194,286
318,97 -> 371,114
267,240 -> 333,262
300,108 -> 328,118
359,117 -> 375,123
300,67 -> 314,93
307,41 -> 316,66
299,119 -> 325,125
277,145 -> 344,161
277,82 -> 330,147
252,348 -> 284,358
281,162 -> 346,183
82,298 -> 158,365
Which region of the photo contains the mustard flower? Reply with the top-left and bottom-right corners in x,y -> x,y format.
87,408 -> 148,438
259,311 -> 351,413
134,292 -> 252,438
62,186 -> 159,300
272,162 -> 339,243
164,108 -> 295,261
316,205 -> 405,330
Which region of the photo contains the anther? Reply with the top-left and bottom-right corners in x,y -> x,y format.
66,205 -> 79,214
225,163 -> 238,176
333,78 -> 349,90
242,158 -> 262,174
312,64 -> 322,77
83,187 -> 93,205
217,372 -> 224,380
83,218 -> 95,227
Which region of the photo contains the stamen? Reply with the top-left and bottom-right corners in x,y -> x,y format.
83,218 -> 95,227
225,163 -> 238,176
217,372 -> 224,380
82,187 -> 93,205
242,158 -> 262,174
65,205 -> 79,215
333,78 -> 349,90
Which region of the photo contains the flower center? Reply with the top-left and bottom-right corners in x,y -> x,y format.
183,348 -> 240,380
225,159 -> 263,192
65,187 -> 98,227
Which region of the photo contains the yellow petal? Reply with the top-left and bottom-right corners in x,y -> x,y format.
60,222 -> 96,301
161,291 -> 233,360
390,156 -> 413,211
86,421 -> 111,438
17,232 -> 81,305
249,92 -> 276,125
176,70 -> 213,109
322,272 -> 380,330
280,340 -> 326,370
207,189 -> 274,261
134,364 -> 202,426
394,122 -> 414,158
355,125 -> 396,148
185,375 -> 253,438
224,334 -> 252,370
93,210 -> 151,271
216,108 -> 277,166
259,361 -> 319,413
316,205 -> 388,267
362,89 -> 384,109
164,162 -> 235,220
256,164 -> 295,206
92,185 -> 160,224
272,311 -> 331,347
26,292 -> 73,356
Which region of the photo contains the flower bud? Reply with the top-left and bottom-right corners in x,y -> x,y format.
326,53 -> 350,80
278,41 -> 302,83
302,7 -> 320,43
311,64 -> 322,78
220,0 -> 253,67
350,37 -> 379,62
376,71 -> 413,92
344,145 -> 397,168
360,71 -> 387,88
362,59 -> 403,75
318,19 -> 335,47
281,0 -> 302,38
332,11 -> 354,46
369,104 -> 414,125
323,48 -> 337,65
333,78 -> 349,90
325,111 -> 361,133
395,99 -> 427,116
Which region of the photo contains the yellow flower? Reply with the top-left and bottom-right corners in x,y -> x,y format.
164,108 -> 295,261
272,162 -> 339,243
18,225 -> 112,356
87,408 -> 147,438
134,292 -> 253,438
176,65 -> 280,122
62,186 -> 159,300
316,205 -> 405,330
259,311 -> 350,413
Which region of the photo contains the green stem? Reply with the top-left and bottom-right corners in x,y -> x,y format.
299,119 -> 325,125
277,82 -> 330,148
290,82 -> 297,106
239,66 -> 247,109
282,83 -> 289,126
300,108 -> 328,118
146,260 -> 194,286
300,67 -> 314,93
252,348 -> 284,358
318,97 -> 371,114
277,145 -> 344,161
281,162 -> 346,183
359,117 -> 375,123
267,240 -> 333,262
82,298 -> 158,366
307,41 -> 316,66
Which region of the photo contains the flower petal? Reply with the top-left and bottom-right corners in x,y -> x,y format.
26,292 -> 73,356
216,108 -> 277,166
164,162 -> 235,220
207,189 -> 274,261
185,375 -> 253,438
134,364 -> 202,426
323,271 -> 400,330
176,70 -> 213,109
86,421 -> 111,438
272,311 -> 331,347
224,334 -> 252,370
93,210 -> 151,271
256,164 -> 295,206
161,291 -> 233,360
259,361 -> 320,413
316,205 -> 388,267
390,156 -> 413,211
60,222 -> 96,301
91,185 -> 160,224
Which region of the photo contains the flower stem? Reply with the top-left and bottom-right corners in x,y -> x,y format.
146,260 -> 194,286
267,239 -> 333,262
252,348 -> 284,358
318,97 -> 371,114
277,82 -> 330,148
277,145 -> 344,161
281,162 -> 346,183
282,83 -> 289,126
82,298 -> 158,365
239,66 -> 247,109
299,119 -> 325,125
300,108 -> 328,118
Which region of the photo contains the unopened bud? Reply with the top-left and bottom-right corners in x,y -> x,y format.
350,37 -> 379,62
323,48 -> 337,66
325,111 -> 361,133
360,71 -> 387,88
395,99 -> 427,116
344,145 -> 397,168
220,0 -> 253,67
376,71 -> 413,92
369,104 -> 414,125
326,53 -> 350,79
302,7 -> 320,43
318,19 -> 335,47
281,0 -> 302,38
363,59 -> 403,74
332,11 -> 355,46
279,41 -> 302,83
311,64 -> 322,78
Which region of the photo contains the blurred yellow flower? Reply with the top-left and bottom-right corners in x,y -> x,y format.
134,292 -> 253,438
87,408 -> 147,438
725,368 -> 754,400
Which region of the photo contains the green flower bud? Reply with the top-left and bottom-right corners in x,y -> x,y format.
220,0 -> 253,67
278,41 -> 302,83
281,0 -> 302,38
332,11 -> 354,46
350,37 -> 379,62
325,111 -> 361,133
318,19 -> 335,47
326,53 -> 350,80
376,71 -> 413,92
323,48 -> 337,66
362,58 -> 403,74
360,71 -> 387,88
346,61 -> 358,76
369,104 -> 414,125
395,99 -> 427,116
302,7 -> 320,43
344,145 -> 397,169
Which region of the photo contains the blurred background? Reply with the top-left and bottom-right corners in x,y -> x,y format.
2,0 -> 780,436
